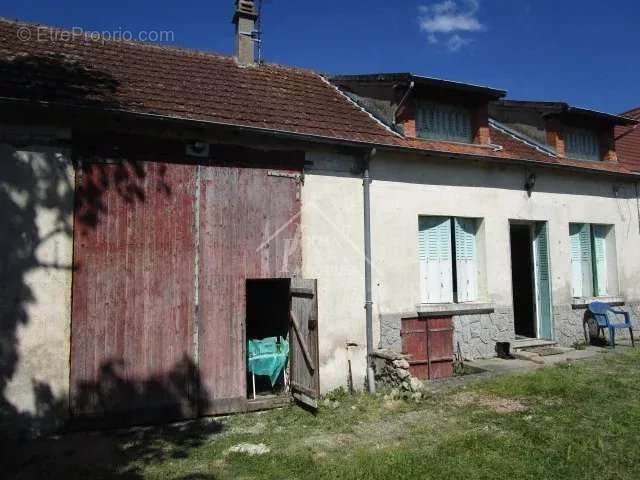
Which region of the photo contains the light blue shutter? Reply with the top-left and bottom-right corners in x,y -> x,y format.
417,102 -> 472,143
570,224 -> 583,297
570,223 -> 593,297
534,222 -> 553,339
418,217 -> 453,303
454,218 -> 478,302
579,224 -> 594,297
592,225 -> 607,296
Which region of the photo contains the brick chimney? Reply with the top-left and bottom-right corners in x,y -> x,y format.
233,0 -> 259,65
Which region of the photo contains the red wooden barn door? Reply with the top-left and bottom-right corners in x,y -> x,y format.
70,161 -> 197,421
197,166 -> 301,415
401,316 -> 454,380
400,318 -> 429,379
426,317 -> 454,379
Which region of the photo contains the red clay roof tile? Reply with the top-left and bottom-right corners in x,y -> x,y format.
0,18 -> 636,178
616,108 -> 640,172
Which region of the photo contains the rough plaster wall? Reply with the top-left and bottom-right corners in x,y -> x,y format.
305,147 -> 640,382
1,134 -> 74,436
301,150 -> 367,393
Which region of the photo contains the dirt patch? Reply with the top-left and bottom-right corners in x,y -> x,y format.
452,391 -> 529,413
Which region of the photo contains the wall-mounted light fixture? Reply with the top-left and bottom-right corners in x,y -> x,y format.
525,172 -> 536,197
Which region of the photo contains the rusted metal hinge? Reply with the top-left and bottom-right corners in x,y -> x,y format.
267,170 -> 304,200
267,170 -> 300,180
268,169 -> 305,185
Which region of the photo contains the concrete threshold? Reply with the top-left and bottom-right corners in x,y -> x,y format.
469,344 -> 627,375
512,338 -> 557,350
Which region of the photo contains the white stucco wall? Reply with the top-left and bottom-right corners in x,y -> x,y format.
369,152 -> 640,308
1,128 -> 74,436
301,150 -> 368,393
302,147 -> 640,392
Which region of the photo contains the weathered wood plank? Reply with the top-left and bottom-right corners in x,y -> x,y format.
197,165 -> 301,415
289,278 -> 319,406
70,161 -> 197,420
290,311 -> 315,371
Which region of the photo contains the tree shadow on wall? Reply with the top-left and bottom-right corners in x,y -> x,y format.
0,53 -> 173,439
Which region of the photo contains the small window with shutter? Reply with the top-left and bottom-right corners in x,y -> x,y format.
569,223 -> 614,298
565,127 -> 600,161
416,101 -> 473,143
419,216 -> 480,304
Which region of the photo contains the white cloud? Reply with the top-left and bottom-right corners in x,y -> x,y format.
418,0 -> 484,51
447,34 -> 473,51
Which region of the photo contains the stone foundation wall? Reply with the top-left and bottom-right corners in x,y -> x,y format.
553,302 -> 640,346
379,301 -> 639,362
452,307 -> 514,359
379,306 -> 515,361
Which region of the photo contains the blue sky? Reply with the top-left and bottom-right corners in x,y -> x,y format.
4,0 -> 639,114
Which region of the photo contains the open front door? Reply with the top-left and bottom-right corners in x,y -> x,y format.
289,278 -> 320,409
533,222 -> 553,340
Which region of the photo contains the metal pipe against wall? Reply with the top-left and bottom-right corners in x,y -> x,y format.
363,148 -> 377,394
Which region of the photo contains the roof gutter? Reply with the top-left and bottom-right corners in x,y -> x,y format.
1,96 -> 638,180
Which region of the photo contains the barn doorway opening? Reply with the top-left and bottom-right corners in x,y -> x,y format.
245,279 -> 291,399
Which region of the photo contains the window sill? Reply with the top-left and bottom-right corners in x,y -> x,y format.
571,296 -> 625,309
416,302 -> 495,317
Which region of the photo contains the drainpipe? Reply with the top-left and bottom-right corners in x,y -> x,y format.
363,148 -> 377,394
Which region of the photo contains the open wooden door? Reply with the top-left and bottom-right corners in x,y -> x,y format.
289,278 -> 320,409
533,221 -> 553,340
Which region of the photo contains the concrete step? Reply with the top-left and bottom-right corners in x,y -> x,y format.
512,339 -> 557,351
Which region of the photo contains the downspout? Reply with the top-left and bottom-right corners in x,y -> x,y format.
636,182 -> 640,235
363,147 -> 377,394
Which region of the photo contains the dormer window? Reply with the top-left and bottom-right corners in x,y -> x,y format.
416,101 -> 473,143
565,127 -> 600,161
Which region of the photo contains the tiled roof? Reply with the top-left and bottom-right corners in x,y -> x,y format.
0,18 -> 396,144
616,108 -> 640,172
0,18 -> 637,177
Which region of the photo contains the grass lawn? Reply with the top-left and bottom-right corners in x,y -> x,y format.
6,348 -> 640,479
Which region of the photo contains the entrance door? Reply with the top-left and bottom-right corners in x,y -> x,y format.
289,278 -> 320,409
510,224 -> 536,338
509,222 -> 553,340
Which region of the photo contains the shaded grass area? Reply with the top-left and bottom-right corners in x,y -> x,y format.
5,349 -> 640,479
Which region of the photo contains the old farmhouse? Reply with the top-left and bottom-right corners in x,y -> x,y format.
1,1 -> 639,435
